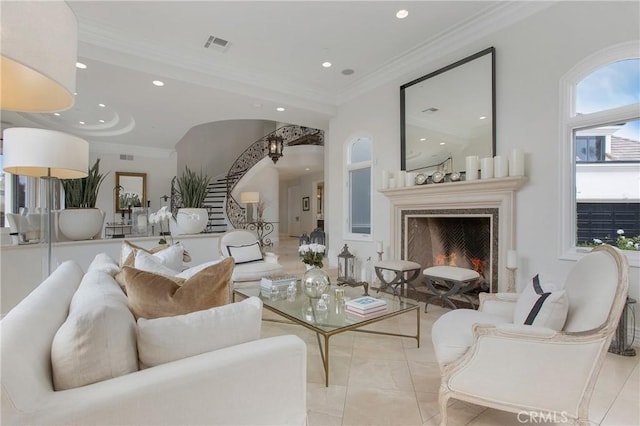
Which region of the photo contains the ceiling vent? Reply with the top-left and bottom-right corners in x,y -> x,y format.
204,35 -> 230,52
422,107 -> 439,114
120,154 -> 134,161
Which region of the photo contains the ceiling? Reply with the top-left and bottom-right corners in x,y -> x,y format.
1,1 -> 547,161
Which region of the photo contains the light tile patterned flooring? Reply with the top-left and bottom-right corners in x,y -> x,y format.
267,237 -> 639,426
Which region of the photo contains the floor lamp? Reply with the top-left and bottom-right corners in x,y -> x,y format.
2,128 -> 88,275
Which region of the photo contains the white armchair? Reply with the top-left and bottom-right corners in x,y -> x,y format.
431,245 -> 629,425
219,229 -> 284,290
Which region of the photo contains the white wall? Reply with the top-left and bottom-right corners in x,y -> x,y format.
326,2 -> 640,332
175,119 -> 275,178
90,151 -> 177,225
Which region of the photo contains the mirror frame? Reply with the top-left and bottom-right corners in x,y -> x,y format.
115,171 -> 147,213
400,47 -> 496,171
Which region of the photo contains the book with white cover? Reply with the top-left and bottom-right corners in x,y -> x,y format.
260,275 -> 297,290
345,305 -> 387,318
344,296 -> 387,313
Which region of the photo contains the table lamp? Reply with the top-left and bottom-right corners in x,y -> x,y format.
240,191 -> 260,223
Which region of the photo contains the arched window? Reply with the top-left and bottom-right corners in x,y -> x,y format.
560,41 -> 639,263
345,137 -> 372,238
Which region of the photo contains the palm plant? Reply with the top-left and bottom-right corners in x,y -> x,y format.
176,167 -> 210,208
61,159 -> 107,208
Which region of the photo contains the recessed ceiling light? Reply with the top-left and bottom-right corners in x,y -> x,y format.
79,121 -> 85,125
420,138 -> 426,141
439,142 -> 446,145
99,119 -> 105,123
276,107 -> 285,112
73,92 -> 78,96
479,116 -> 487,120
152,80 -> 164,87
341,69 -> 355,75
53,112 -> 61,116
322,61 -> 332,68
305,168 -> 311,171
98,103 -> 106,107
396,9 -> 409,19
75,62 -> 87,69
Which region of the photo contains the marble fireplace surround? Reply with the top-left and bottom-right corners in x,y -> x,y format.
379,176 -> 528,292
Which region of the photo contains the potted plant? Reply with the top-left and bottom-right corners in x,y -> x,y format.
58,159 -> 108,240
175,166 -> 210,234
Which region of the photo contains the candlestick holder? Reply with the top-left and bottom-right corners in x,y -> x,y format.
376,251 -> 383,262
506,266 -> 516,293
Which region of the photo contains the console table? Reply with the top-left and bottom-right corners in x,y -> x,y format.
245,220 -> 277,249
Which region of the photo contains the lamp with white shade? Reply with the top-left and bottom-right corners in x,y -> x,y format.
2,128 -> 88,274
0,1 -> 78,112
240,191 -> 260,224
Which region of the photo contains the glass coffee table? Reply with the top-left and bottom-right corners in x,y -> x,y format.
234,283 -> 420,387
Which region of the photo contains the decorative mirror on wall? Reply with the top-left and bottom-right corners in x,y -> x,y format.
115,172 -> 147,213
401,47 -> 495,173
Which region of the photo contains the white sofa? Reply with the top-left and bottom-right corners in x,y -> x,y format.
1,257 -> 307,425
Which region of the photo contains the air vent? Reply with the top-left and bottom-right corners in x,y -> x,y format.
119,154 -> 134,161
422,107 -> 439,113
204,35 -> 230,52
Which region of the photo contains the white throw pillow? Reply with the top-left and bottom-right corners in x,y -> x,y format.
513,274 -> 569,330
136,297 -> 263,368
148,244 -> 184,272
134,249 -> 181,276
176,260 -> 223,279
87,253 -> 120,277
227,242 -> 263,264
51,271 -> 138,390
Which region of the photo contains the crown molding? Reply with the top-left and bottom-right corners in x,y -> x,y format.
336,1 -> 556,105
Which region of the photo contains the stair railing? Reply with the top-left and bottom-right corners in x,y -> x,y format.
226,125 -> 324,229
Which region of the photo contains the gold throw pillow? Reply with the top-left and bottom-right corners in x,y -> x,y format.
123,257 -> 235,319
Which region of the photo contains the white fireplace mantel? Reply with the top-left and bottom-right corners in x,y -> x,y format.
379,176 -> 528,292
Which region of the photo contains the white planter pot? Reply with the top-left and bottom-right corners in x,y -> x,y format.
58,209 -> 105,241
176,208 -> 208,234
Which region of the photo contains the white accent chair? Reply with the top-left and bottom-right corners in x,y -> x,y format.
431,245 -> 629,425
219,229 -> 284,290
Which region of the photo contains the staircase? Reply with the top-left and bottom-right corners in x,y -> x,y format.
202,175 -> 230,233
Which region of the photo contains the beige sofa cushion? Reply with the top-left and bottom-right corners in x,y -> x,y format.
137,297 -> 263,368
124,257 -> 235,319
51,270 -> 138,391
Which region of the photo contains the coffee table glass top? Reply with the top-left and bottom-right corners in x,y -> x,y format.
234,282 -> 419,333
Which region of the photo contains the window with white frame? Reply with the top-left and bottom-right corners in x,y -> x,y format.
560,42 -> 639,261
346,137 -> 372,238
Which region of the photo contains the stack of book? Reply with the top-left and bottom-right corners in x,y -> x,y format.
344,296 -> 387,318
260,274 -> 297,292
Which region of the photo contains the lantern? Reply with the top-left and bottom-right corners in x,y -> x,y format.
266,134 -> 284,163
337,244 -> 356,284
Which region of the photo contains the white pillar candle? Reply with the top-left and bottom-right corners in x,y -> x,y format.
507,250 -> 518,269
493,155 -> 509,178
406,172 -> 416,186
389,178 -> 396,188
480,157 -> 494,179
509,149 -> 525,176
382,170 -> 390,189
376,240 -> 383,253
396,171 -> 406,188
465,156 -> 479,181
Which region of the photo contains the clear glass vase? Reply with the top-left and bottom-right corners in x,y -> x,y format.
302,266 -> 330,299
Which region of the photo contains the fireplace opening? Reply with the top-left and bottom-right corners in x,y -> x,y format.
402,209 -> 499,299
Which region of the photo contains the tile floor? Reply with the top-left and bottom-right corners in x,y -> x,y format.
265,236 -> 639,426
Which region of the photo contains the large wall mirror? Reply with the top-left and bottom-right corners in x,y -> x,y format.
115,172 -> 147,212
401,47 -> 495,173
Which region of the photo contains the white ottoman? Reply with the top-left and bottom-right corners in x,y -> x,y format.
374,260 -> 422,298
423,266 -> 480,312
